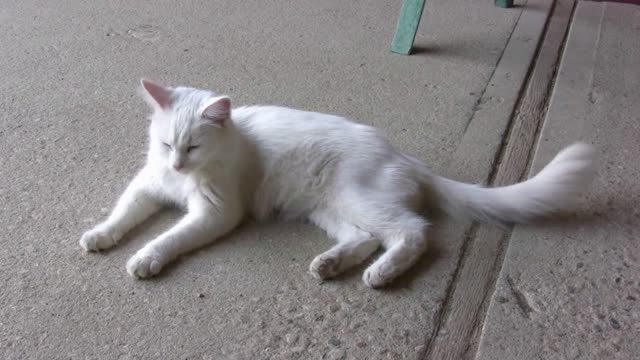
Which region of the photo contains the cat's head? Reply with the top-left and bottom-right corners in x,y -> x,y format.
140,79 -> 232,174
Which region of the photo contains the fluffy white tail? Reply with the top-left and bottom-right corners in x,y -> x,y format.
432,143 -> 596,223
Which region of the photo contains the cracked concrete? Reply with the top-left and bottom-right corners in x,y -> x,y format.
506,275 -> 537,320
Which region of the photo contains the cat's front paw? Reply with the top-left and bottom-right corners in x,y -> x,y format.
126,249 -> 165,279
79,227 -> 120,251
309,255 -> 341,280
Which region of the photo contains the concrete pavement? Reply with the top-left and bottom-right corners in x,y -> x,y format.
0,1 -> 529,358
2,0 -> 636,359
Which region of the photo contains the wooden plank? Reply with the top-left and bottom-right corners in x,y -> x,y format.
390,0 -> 426,55
493,0 -> 577,188
422,0 -> 579,359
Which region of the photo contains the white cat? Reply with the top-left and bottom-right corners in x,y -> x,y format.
80,80 -> 595,288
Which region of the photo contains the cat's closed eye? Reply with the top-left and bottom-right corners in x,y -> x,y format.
162,142 -> 172,150
187,146 -> 199,153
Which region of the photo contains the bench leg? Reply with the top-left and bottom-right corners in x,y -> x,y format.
495,0 -> 514,8
390,0 -> 426,55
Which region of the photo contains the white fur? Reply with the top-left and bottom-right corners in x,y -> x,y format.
80,81 -> 596,288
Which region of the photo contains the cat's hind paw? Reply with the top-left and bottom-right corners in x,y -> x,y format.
362,262 -> 396,289
126,249 -> 165,278
79,227 -> 119,251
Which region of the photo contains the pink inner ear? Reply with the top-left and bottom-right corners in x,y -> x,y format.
141,79 -> 172,109
201,97 -> 231,126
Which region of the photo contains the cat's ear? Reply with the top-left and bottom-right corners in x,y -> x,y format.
200,96 -> 231,127
139,79 -> 173,110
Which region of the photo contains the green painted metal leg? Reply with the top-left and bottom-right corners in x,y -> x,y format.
390,0 -> 426,55
495,0 -> 514,8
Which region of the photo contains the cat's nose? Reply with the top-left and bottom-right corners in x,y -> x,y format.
173,163 -> 183,171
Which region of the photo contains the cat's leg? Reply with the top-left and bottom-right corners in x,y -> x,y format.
126,196 -> 243,278
80,172 -> 162,251
362,213 -> 429,288
309,210 -> 381,280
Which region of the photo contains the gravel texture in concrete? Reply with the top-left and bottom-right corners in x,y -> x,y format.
0,1 -> 537,359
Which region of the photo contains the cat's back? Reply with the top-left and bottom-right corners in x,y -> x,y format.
232,105 -> 379,148
231,105 -> 392,218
